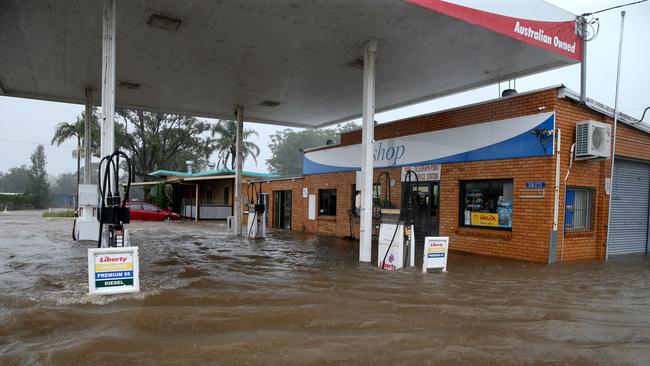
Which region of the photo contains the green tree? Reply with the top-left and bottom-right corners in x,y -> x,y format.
28,144 -> 50,208
116,110 -> 216,180
210,120 -> 260,170
51,173 -> 77,196
0,165 -> 32,193
267,122 -> 359,176
51,110 -> 101,200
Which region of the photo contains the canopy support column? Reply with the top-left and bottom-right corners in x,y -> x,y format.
234,106 -> 244,236
84,88 -> 93,184
579,16 -> 588,103
359,40 -> 377,263
100,0 -> 116,158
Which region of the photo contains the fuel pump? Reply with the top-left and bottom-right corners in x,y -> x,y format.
378,170 -> 418,270
97,150 -> 132,248
246,182 -> 266,239
73,184 -> 100,241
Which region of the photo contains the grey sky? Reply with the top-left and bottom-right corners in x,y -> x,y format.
0,0 -> 648,178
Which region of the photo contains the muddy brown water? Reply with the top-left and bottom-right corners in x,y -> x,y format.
1,211 -> 649,365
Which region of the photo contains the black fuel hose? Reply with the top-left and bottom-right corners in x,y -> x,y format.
97,150 -> 132,248
402,170 -> 419,268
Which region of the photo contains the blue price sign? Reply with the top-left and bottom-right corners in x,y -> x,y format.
526,181 -> 546,189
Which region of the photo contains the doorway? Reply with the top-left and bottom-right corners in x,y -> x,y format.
401,181 -> 439,241
273,190 -> 292,229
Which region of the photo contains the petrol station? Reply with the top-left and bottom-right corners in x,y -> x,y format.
4,0 -> 641,278
251,85 -> 650,264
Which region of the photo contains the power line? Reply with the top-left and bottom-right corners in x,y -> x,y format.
584,0 -> 648,15
0,138 -> 77,148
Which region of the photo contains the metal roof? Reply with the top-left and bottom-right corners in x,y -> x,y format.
1,0 -> 580,127
149,169 -> 274,179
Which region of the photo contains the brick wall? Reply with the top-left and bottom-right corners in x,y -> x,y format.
245,88 -> 650,263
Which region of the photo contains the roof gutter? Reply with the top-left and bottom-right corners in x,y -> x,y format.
558,86 -> 649,134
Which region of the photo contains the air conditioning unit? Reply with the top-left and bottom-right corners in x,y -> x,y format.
575,121 -> 611,160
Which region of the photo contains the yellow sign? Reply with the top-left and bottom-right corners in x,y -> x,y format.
95,262 -> 133,272
470,212 -> 499,227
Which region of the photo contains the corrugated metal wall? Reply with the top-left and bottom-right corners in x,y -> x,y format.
608,159 -> 650,255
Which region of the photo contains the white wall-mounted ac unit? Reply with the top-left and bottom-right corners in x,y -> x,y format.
575,120 -> 611,160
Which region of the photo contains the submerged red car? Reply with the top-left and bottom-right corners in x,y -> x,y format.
126,202 -> 180,221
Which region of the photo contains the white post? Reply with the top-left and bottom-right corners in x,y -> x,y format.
553,128 -> 561,232
234,106 -> 244,235
606,11 -> 626,260
100,0 -> 116,159
84,88 -> 93,184
579,16 -> 588,103
359,41 -> 377,263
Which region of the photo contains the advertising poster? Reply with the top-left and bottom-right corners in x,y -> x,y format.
88,247 -> 140,295
470,212 -> 499,227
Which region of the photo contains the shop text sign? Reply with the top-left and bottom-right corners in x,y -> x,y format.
423,237 -> 448,272
88,247 -> 140,295
401,164 -> 441,182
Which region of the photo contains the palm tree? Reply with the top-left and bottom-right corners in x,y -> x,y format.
51,110 -> 101,202
211,120 -> 261,170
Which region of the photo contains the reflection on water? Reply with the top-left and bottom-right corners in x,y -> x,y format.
1,211 -> 649,365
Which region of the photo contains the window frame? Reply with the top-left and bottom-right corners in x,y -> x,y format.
564,187 -> 594,233
351,184 -> 382,217
459,178 -> 514,231
318,189 -> 337,217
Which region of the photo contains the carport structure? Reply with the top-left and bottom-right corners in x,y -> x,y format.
0,0 -> 582,262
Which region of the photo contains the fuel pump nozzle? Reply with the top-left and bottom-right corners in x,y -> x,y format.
97,150 -> 132,248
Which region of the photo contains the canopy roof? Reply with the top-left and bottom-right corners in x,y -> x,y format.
0,0 -> 580,127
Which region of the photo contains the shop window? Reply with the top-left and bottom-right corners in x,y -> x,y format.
565,188 -> 593,232
352,184 -> 381,217
460,179 -> 513,230
319,189 -> 337,216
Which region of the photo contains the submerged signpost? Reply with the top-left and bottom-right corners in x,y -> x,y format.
423,237 -> 449,273
88,247 -> 140,295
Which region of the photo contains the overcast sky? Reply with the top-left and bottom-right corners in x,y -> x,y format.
0,0 -> 648,178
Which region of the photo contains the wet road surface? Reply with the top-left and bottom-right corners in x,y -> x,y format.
1,210 -> 649,365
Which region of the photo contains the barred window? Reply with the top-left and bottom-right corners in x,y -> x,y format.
565,188 -> 594,232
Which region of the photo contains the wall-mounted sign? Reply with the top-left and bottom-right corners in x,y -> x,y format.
422,237 -> 448,272
401,164 -> 441,182
302,187 -> 308,198
308,194 -> 316,220
304,112 -> 555,174
526,181 -> 546,189
88,247 -> 140,295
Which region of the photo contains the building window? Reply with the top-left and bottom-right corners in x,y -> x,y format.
352,184 -> 381,217
223,187 -> 230,205
319,189 -> 337,216
460,179 -> 513,230
565,188 -> 594,232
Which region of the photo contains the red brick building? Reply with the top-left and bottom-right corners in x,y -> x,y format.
246,86 -> 650,263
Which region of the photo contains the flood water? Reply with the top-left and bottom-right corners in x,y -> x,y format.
1,210 -> 649,365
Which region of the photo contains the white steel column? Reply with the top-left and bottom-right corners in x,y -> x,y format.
100,0 -> 116,158
606,11 -> 626,260
359,41 -> 377,263
84,88 -> 93,184
234,106 -> 244,235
